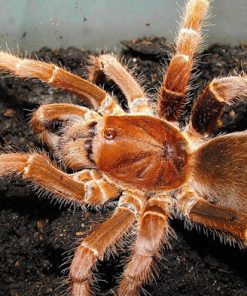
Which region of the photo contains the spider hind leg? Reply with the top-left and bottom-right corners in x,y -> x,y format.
188,75 -> 247,137
178,191 -> 247,244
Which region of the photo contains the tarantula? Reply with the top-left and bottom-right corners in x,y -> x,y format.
1,0 -> 247,295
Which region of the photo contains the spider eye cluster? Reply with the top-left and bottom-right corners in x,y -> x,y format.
104,128 -> 116,140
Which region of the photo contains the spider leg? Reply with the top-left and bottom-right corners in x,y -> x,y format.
69,192 -> 145,296
118,196 -> 172,296
31,103 -> 100,150
88,54 -> 153,114
187,75 -> 247,137
0,52 -> 124,114
71,169 -> 120,205
157,0 -> 210,122
178,191 -> 247,243
57,120 -> 98,170
0,152 -> 119,206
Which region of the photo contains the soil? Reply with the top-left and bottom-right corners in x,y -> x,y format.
1,37 -> 247,296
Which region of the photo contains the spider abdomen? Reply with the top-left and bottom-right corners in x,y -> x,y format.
93,115 -> 190,191
192,132 -> 247,213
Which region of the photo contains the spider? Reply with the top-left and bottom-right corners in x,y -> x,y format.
1,0 -> 247,295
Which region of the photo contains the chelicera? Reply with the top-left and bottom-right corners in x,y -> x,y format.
1,0 -> 247,295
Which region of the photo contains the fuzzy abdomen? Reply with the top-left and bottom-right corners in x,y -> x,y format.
191,132 -> 247,213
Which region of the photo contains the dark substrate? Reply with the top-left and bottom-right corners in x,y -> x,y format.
1,37 -> 247,296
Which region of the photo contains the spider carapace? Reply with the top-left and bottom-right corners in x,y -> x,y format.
1,0 -> 247,295
93,115 -> 189,191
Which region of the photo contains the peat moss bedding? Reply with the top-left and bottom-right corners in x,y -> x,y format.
1,38 -> 247,296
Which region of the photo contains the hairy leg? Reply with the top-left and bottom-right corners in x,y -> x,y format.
31,103 -> 100,150
0,152 -> 119,206
178,191 -> 247,242
88,54 -> 153,114
70,193 -> 145,296
119,196 -> 171,296
188,75 -> 247,137
157,0 -> 210,122
71,169 -> 120,204
58,120 -> 98,170
0,52 -> 107,109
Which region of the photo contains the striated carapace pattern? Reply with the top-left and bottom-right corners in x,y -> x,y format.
94,115 -> 190,191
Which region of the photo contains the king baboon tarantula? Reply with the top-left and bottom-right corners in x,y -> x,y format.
1,0 -> 247,295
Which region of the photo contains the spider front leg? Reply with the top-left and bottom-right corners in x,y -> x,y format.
119,196 -> 172,296
70,192 -> 145,296
0,52 -> 124,115
188,76 -> 247,137
88,54 -> 153,114
0,153 -> 119,206
31,103 -> 100,151
157,0 -> 210,122
178,191 -> 247,243
31,102 -> 123,155
0,52 -> 105,109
